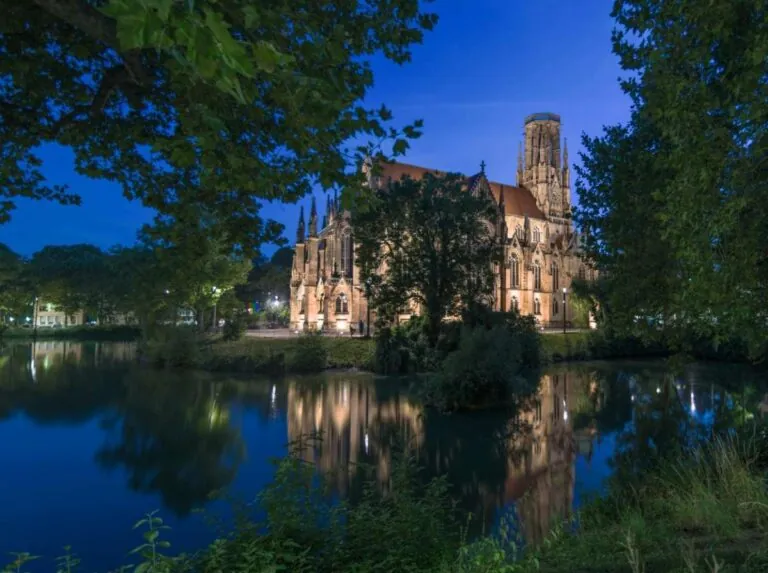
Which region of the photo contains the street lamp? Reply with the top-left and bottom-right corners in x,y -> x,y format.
562,287 -> 567,335
211,286 -> 220,331
364,277 -> 373,338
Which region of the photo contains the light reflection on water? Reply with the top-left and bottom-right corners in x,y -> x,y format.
0,340 -> 766,571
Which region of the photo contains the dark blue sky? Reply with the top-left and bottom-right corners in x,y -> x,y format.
0,0 -> 630,258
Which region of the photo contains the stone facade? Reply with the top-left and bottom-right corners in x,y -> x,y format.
289,112 -> 594,331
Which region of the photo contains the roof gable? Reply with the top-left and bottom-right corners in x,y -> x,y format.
375,161 -> 545,219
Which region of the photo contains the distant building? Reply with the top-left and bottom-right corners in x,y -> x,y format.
289,112 -> 596,332
35,301 -> 84,328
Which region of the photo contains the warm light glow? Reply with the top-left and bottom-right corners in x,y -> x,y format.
562,287 -> 567,294
656,386 -> 661,394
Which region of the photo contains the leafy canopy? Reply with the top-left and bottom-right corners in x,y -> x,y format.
354,172 -> 501,344
575,0 -> 767,352
1,0 -> 437,251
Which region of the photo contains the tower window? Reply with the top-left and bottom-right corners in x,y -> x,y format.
510,255 -> 520,287
515,225 -> 524,241
340,231 -> 353,277
552,263 -> 559,291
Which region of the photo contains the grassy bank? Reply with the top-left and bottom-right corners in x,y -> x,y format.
143,332 -> 377,374
1,324 -> 142,341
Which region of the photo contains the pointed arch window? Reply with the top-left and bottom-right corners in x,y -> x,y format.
299,296 -> 306,315
510,296 -> 519,312
319,294 -> 326,314
340,231 -> 353,277
533,226 -> 541,244
578,266 -> 587,280
515,225 -> 524,241
534,298 -> 541,315
533,263 -> 542,291
552,297 -> 559,316
510,255 -> 520,287
335,293 -> 349,315
551,262 -> 559,291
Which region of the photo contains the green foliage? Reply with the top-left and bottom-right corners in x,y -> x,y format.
221,314 -> 246,342
355,172 -> 502,345
420,326 -> 538,412
575,0 -> 768,353
1,0 -> 437,251
141,326 -> 201,368
285,334 -> 328,373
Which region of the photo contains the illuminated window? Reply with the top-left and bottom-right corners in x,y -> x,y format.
510,255 -> 520,287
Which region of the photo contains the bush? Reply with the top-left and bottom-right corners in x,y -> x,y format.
325,337 -> 376,370
285,334 -> 328,373
419,326 -> 538,412
140,326 -> 201,368
222,314 -> 246,341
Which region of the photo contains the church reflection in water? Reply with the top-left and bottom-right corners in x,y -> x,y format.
284,370 -> 602,544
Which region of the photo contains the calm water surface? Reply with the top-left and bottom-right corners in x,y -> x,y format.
1,341 -> 767,571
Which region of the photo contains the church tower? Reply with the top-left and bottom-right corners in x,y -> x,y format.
520,113 -> 570,218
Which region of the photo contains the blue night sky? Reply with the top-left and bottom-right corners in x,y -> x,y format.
0,0 -> 630,258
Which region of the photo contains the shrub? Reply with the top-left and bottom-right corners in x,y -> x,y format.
325,337 -> 376,370
140,326 -> 201,368
420,326 -> 537,412
285,334 -> 328,373
221,314 -> 246,341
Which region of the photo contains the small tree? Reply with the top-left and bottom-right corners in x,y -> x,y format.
355,172 -> 501,345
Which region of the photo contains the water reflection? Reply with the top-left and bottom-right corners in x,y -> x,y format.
1,342 -> 767,571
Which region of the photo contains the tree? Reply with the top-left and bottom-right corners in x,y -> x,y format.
138,219 -> 251,331
0,243 -> 32,323
236,246 -> 293,309
28,244 -> 114,320
1,1 -> 437,252
354,172 -> 501,345
575,0 -> 767,353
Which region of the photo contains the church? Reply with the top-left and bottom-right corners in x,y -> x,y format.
289,112 -> 594,333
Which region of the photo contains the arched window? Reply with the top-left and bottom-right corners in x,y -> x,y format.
578,266 -> 587,280
515,225 -> 524,241
533,263 -> 542,291
510,255 -> 520,287
533,226 -> 541,244
299,296 -> 306,315
551,262 -> 559,291
534,298 -> 541,315
552,297 -> 559,316
510,296 -> 519,312
319,294 -> 326,314
340,231 -> 353,277
335,293 -> 349,315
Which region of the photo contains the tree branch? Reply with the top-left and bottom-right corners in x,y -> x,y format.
31,0 -> 149,87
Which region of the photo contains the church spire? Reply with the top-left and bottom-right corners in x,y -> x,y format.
563,137 -> 569,166
296,206 -> 305,243
516,142 -> 523,186
308,196 -> 318,237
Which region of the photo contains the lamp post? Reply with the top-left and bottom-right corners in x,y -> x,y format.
562,287 -> 567,335
32,296 -> 39,341
211,286 -> 220,332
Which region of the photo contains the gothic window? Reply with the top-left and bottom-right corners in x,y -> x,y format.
552,297 -> 559,316
510,296 -> 519,312
578,266 -> 587,280
335,293 -> 349,315
533,226 -> 541,244
319,294 -> 326,314
299,296 -> 306,315
552,262 -> 559,291
510,255 -> 520,287
534,298 -> 541,315
515,225 -> 524,241
341,231 -> 353,277
533,263 -> 542,291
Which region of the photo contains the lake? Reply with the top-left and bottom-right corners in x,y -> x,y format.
1,341 -> 766,572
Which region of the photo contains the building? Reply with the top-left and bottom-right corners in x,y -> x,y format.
289,112 -> 594,332
35,301 -> 85,327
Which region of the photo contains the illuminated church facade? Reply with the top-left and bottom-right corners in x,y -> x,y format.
289,112 -> 594,333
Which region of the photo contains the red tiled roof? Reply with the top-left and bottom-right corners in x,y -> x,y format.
376,161 -> 545,219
